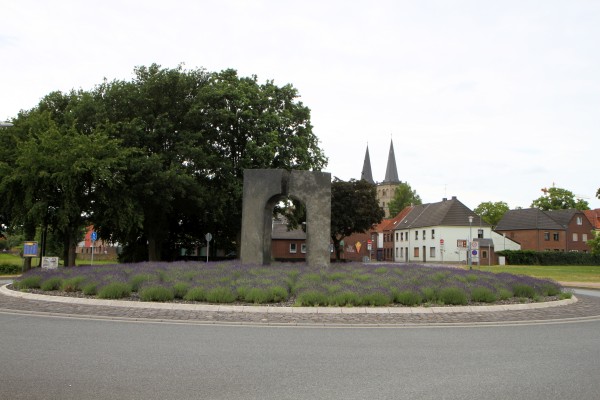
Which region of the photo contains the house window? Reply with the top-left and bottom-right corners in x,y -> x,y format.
396,232 -> 399,241
400,247 -> 404,258
553,232 -> 559,241
396,248 -> 398,258
573,233 -> 578,241
583,234 -> 588,242
430,247 -> 435,258
415,231 -> 418,240
577,216 -> 583,225
431,229 -> 435,239
414,247 -> 419,257
482,250 -> 488,259
301,243 -> 307,253
544,232 -> 550,241
478,229 -> 484,239
290,243 -> 297,253
423,230 -> 426,240
400,232 -> 404,241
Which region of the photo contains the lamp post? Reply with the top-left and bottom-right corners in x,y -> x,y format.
468,215 -> 474,270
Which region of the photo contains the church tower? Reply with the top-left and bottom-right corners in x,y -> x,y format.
377,139 -> 401,217
361,145 -> 375,184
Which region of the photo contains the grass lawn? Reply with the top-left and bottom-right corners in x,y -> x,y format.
472,265 -> 600,284
0,253 -> 115,273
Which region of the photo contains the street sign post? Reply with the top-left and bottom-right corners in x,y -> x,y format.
205,233 -> 212,262
90,231 -> 98,266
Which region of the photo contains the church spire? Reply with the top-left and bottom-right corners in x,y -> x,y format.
383,139 -> 400,184
361,145 -> 374,184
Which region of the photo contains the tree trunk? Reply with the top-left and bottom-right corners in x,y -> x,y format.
148,237 -> 162,261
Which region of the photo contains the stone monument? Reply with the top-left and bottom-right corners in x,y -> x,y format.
240,169 -> 331,267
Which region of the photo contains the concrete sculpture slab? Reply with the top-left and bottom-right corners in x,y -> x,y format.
240,169 -> 331,267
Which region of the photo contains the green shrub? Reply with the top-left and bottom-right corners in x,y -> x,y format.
329,291 -> 361,306
374,267 -> 388,275
183,287 -> 206,302
139,286 -> 174,302
129,274 -> 153,292
243,287 -> 270,304
40,277 -> 62,291
15,275 -> 42,289
205,287 -> 236,303
172,282 -> 190,299
361,292 -> 392,306
466,274 -> 479,283
394,290 -> 422,306
97,282 -> 131,299
559,292 -> 572,300
0,263 -> 21,275
540,283 -> 560,296
512,284 -> 535,299
296,290 -> 328,306
470,287 -> 497,303
421,287 -> 438,302
82,282 -> 98,296
439,287 -> 468,305
498,288 -> 512,300
269,286 -> 289,302
61,276 -> 85,292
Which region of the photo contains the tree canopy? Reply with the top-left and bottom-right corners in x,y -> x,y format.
0,64 -> 327,263
387,182 -> 422,216
474,201 -> 509,227
330,178 -> 384,261
530,187 -> 589,211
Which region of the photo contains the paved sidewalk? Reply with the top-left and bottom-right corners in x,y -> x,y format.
2,284 -> 600,326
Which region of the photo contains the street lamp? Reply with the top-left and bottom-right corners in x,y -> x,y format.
468,215 -> 474,270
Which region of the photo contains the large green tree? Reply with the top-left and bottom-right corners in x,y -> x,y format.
387,182 -> 422,216
531,187 -> 589,211
330,178 -> 384,261
474,201 -> 510,227
90,65 -> 326,261
1,64 -> 327,264
0,91 -> 130,266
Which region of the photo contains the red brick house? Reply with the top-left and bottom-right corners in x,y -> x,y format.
271,218 -> 373,262
495,208 -> 594,252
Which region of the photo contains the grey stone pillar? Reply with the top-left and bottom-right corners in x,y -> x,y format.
240,169 -> 331,267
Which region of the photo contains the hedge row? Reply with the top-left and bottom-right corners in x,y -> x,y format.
0,263 -> 21,275
497,250 -> 600,266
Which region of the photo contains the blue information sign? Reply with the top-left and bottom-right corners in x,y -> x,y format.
23,241 -> 38,258
91,231 -> 97,241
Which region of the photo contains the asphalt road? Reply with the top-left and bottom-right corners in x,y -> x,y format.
1,313 -> 599,400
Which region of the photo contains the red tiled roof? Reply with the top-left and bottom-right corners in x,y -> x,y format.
374,206 -> 414,232
584,209 -> 600,229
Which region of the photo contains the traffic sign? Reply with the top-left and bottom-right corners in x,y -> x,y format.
440,239 -> 444,245
471,241 -> 479,250
472,250 -> 478,256
205,233 -> 212,242
91,231 -> 97,241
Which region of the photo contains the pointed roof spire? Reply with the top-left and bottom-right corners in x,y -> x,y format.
383,139 -> 400,184
361,144 -> 374,184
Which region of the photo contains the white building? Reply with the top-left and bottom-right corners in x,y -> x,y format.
394,196 -> 517,264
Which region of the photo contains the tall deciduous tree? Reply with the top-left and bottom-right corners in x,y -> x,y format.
1,91 -> 130,266
330,178 -> 384,261
531,187 -> 589,211
387,182 -> 422,217
92,65 -> 327,261
474,201 -> 509,227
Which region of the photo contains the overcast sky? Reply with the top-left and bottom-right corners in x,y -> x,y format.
2,0 -> 599,210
